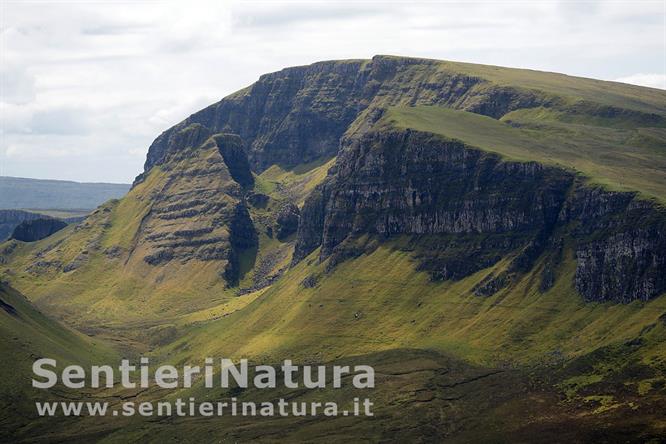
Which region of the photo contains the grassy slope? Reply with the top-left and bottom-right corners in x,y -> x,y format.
1,168 -> 235,341
161,243 -> 666,367
0,154 -> 335,340
5,242 -> 666,441
383,105 -> 666,202
18,348 -> 625,443
0,283 -> 118,437
0,283 -> 116,386
255,157 -> 335,207
130,242 -> 666,440
96,349 -> 663,443
430,56 -> 666,115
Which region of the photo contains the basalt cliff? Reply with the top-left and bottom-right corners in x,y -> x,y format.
295,129 -> 666,303
131,55 -> 666,304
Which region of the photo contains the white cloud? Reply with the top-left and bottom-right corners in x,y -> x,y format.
0,0 -> 664,182
0,63 -> 35,104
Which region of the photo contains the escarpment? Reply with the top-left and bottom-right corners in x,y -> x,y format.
294,129 -> 574,277
132,56 -> 665,302
137,55 -> 550,182
0,210 -> 45,241
6,56 -> 664,310
294,129 -> 666,303
10,217 -> 68,242
125,55 -> 564,290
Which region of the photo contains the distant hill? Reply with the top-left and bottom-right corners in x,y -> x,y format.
0,176 -> 130,210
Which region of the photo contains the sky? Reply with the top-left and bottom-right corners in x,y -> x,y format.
1,0 -> 665,184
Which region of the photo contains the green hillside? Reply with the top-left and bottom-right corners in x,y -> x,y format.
147,244 -> 666,441
428,56 -> 666,115
159,244 -> 666,365
383,105 -> 666,202
0,283 -> 117,440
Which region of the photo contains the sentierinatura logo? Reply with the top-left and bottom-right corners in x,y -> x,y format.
33,358 -> 375,389
31,358 -> 375,418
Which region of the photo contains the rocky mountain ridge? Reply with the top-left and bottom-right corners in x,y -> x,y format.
136,56 -> 556,182
294,129 -> 666,303
138,55 -> 665,185
127,55 -> 666,304
2,56 -> 665,334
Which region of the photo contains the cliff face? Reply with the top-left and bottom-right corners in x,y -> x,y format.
294,129 -> 666,303
562,188 -> 666,303
10,218 -> 67,242
132,126 -> 256,284
137,56 -> 547,181
0,210 -> 45,241
294,129 -> 572,281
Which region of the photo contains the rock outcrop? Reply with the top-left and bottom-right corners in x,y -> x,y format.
10,218 -> 67,242
562,188 -> 666,303
294,129 -> 572,272
213,134 -> 254,189
0,210 -> 45,241
275,203 -> 300,240
133,126 -> 257,285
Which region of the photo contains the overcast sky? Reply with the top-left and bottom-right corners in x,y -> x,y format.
1,0 -> 665,183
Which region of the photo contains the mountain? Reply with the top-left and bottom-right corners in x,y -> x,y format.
0,176 -> 130,210
1,55 -> 666,442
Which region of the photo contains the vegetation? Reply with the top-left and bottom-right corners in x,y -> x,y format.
383,105 -> 666,202
428,56 -> 666,115
0,283 -> 117,437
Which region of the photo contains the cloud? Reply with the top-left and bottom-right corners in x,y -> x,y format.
29,108 -> 91,135
81,24 -> 154,36
148,95 -> 220,129
231,3 -> 385,28
0,64 -> 35,104
614,74 -> 666,90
